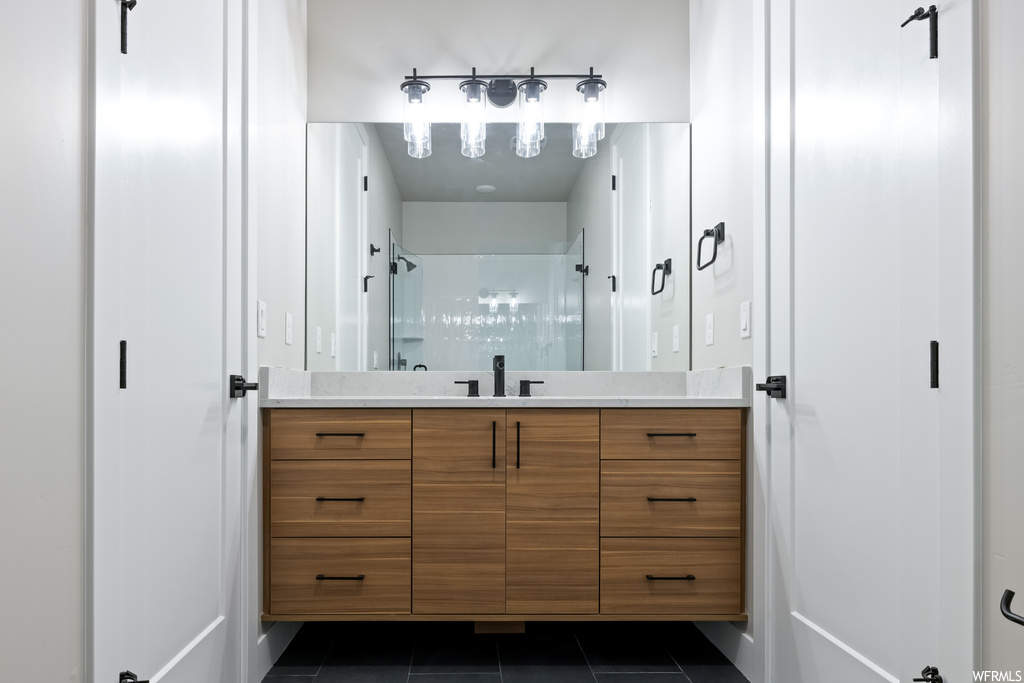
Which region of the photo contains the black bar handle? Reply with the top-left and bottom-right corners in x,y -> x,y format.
930,341 -> 939,388
651,259 -> 672,295
608,275 -> 617,292
315,497 -> 365,502
492,421 -> 497,469
646,433 -> 697,437
516,421 -> 521,469
1001,589 -> 1024,627
646,574 -> 696,581
315,432 -> 366,437
316,574 -> 365,581
647,497 -> 697,502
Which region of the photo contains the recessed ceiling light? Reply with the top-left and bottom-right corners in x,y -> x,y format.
476,184 -> 497,194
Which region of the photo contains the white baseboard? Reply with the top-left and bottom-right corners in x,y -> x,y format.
250,621 -> 303,683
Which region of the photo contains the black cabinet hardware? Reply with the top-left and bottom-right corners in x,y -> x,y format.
646,574 -> 696,581
455,380 -> 479,397
363,275 -> 374,292
697,222 -> 725,271
930,341 -> 939,388
519,380 -> 544,397
647,497 -> 697,502
229,374 -> 258,398
370,243 -> 381,255
612,174 -> 617,191
575,263 -> 589,275
413,364 -> 427,371
516,421 -> 521,469
315,497 -> 365,502
492,421 -> 497,469
608,275 -> 617,292
363,175 -> 368,191
756,375 -> 787,399
901,5 -> 938,59
316,574 -> 365,581
315,432 -> 365,437
120,0 -> 137,55
647,432 -> 696,437
651,258 -> 672,295
1001,589 -> 1024,627
120,340 -> 127,389
913,665 -> 943,683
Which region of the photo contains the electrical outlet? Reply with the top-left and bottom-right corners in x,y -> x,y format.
672,325 -> 679,352
316,326 -> 322,353
740,301 -> 751,338
330,333 -> 336,358
651,332 -> 659,358
257,300 -> 267,338
706,313 -> 714,346
285,312 -> 293,345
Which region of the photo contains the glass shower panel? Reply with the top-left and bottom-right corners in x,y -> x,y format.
389,242 -> 423,370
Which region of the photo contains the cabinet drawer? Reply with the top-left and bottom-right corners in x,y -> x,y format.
601,460 -> 740,537
270,460 -> 410,537
600,538 -> 741,615
270,409 -> 411,460
270,538 -> 410,615
601,409 -> 742,460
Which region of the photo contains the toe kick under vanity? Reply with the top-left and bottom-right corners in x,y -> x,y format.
259,367 -> 751,624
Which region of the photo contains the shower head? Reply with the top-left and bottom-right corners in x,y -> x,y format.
396,256 -> 417,272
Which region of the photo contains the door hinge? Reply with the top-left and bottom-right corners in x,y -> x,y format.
363,175 -> 368,191
119,340 -> 127,389
612,175 -> 617,191
119,671 -> 150,683
930,340 -> 939,388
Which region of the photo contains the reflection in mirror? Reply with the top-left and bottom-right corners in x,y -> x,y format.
306,122 -> 691,372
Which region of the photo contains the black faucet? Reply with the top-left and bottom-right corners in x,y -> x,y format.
519,380 -> 544,397
493,355 -> 505,397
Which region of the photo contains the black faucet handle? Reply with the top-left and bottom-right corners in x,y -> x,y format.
519,380 -> 545,397
454,380 -> 479,397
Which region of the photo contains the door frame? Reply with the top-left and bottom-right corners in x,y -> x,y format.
759,1 -> 979,681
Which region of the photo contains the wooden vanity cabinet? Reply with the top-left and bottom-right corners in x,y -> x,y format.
505,409 -> 600,614
412,409 -> 506,614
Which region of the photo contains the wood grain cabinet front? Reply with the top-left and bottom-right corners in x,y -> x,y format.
269,408 -> 411,460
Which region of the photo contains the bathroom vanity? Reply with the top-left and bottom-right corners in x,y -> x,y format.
259,368 -> 750,623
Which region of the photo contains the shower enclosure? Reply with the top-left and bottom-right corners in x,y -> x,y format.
390,231 -> 584,371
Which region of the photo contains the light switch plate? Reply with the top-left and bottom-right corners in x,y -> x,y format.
257,300 -> 267,338
285,312 -> 293,345
706,313 -> 714,346
651,332 -> 658,357
316,326 -> 322,353
330,333 -> 337,358
740,301 -> 751,339
672,325 -> 680,352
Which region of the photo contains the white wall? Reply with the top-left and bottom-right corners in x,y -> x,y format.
568,143 -> 613,370
650,124 -> 692,372
689,0 -> 755,371
0,4 -> 86,681
256,0 -> 307,370
981,0 -> 1024,667
365,124 -> 404,370
306,0 -> 689,123
402,202 -> 567,254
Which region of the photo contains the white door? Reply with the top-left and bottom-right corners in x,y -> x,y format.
765,1 -> 976,682
611,123 -> 651,371
90,0 -> 247,681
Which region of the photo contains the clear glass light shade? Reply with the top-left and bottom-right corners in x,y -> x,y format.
516,80 -> 546,158
402,81 -> 431,158
572,79 -> 605,159
460,80 -> 487,158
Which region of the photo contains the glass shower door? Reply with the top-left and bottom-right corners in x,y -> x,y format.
390,241 -> 423,370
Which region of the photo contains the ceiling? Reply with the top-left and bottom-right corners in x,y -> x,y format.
376,122 -> 588,203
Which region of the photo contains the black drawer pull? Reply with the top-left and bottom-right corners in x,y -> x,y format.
646,574 -> 696,581
516,421 -> 521,469
315,497 -> 365,502
646,433 -> 697,437
316,574 -> 365,581
492,421 -> 497,469
647,497 -> 697,502
315,432 -> 365,437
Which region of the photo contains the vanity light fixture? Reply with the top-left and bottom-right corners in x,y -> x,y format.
401,70 -> 432,158
399,67 -> 606,159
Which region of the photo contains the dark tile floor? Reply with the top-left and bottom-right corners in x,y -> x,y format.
262,621 -> 749,683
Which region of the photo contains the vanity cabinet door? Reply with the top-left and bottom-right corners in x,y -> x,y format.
505,409 -> 600,614
412,409 -> 506,614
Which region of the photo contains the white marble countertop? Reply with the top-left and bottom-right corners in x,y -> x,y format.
258,367 -> 752,409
